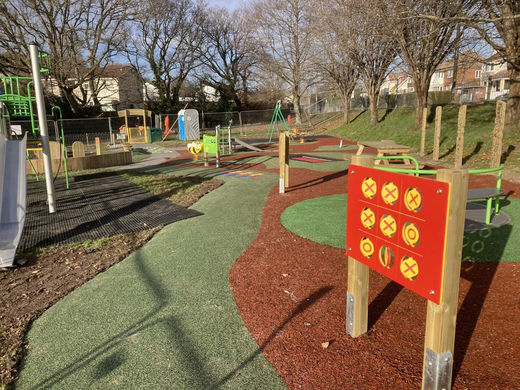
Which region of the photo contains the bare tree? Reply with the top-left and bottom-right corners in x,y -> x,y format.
125,0 -> 205,113
471,1 -> 520,126
388,0 -> 467,128
196,6 -> 258,111
321,0 -> 397,126
313,1 -> 360,125
250,0 -> 318,124
0,0 -> 133,114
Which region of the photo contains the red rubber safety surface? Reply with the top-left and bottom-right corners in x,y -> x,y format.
223,137 -> 520,390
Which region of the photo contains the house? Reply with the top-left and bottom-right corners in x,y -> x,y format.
75,65 -> 145,112
481,52 -> 510,100
429,51 -> 486,103
380,73 -> 412,95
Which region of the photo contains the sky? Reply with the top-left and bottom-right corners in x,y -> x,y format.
207,0 -> 243,12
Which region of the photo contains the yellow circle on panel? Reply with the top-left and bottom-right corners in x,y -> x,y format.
361,208 -> 375,229
400,257 -> 419,281
382,182 -> 399,205
362,177 -> 377,199
360,237 -> 375,258
379,214 -> 397,238
403,222 -> 420,247
405,187 -> 423,212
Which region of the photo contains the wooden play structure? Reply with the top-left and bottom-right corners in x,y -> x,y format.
279,131 -> 290,193
118,109 -> 155,144
346,155 -> 468,390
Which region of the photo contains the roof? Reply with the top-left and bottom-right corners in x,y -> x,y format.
91,65 -> 134,78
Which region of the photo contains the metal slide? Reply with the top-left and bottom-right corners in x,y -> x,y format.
233,138 -> 263,152
0,133 -> 27,267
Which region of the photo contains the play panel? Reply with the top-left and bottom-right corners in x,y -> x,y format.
346,165 -> 450,304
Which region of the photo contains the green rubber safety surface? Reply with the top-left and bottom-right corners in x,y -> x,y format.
280,194 -> 520,262
15,169 -> 286,390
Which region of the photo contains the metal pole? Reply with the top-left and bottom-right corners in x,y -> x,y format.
108,117 -> 114,145
30,43 -> 56,213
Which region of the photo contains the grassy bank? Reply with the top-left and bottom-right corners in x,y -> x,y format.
329,103 -> 520,170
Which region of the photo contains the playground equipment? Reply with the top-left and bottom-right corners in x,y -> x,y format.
373,161 -> 509,230
178,108 -> 200,141
346,155 -> 468,390
203,126 -> 222,167
0,133 -> 27,267
187,141 -> 203,160
267,101 -> 291,142
279,132 -> 290,193
117,109 -> 162,144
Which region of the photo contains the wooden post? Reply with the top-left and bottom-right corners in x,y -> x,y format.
422,169 -> 468,390
279,132 -> 290,193
490,101 -> 506,169
433,106 -> 442,161
454,105 -> 467,169
95,137 -> 101,155
346,155 -> 373,337
420,107 -> 428,156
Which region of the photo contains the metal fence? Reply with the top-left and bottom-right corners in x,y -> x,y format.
9,90 -> 510,144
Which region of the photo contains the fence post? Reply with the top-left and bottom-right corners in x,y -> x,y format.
454,105 -> 467,169
108,117 -> 114,145
238,111 -> 243,136
433,106 -> 442,161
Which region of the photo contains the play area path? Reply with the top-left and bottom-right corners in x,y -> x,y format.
14,136 -> 520,389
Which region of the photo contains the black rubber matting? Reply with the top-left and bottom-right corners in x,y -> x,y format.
19,172 -> 202,252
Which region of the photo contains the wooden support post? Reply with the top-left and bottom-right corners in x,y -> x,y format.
433,106 -> 442,161
346,155 -> 373,337
95,137 -> 101,155
279,132 -> 290,193
420,107 -> 428,156
422,169 -> 468,390
454,105 -> 467,169
490,101 -> 506,169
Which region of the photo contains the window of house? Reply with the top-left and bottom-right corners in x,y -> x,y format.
485,64 -> 495,72
82,83 -> 89,90
504,80 -> 510,90
409,87 -> 415,92
475,70 -> 482,78
448,70 -> 453,78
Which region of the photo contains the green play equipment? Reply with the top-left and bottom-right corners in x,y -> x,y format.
267,101 -> 291,142
373,160 -> 506,227
0,49 -> 68,187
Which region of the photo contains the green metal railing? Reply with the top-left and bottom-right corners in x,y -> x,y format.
372,159 -> 505,226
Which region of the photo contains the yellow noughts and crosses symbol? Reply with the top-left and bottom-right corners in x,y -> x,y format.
382,182 -> 399,205
379,245 -> 394,269
362,177 -> 377,199
400,256 -> 419,281
361,208 -> 375,229
379,214 -> 397,238
405,187 -> 422,212
360,237 -> 375,258
403,222 -> 420,247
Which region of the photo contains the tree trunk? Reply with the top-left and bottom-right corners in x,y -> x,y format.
368,92 -> 378,126
343,97 -> 352,124
415,89 -> 428,129
506,66 -> 520,127
293,94 -> 302,124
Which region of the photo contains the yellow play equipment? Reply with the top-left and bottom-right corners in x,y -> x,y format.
118,109 -> 155,144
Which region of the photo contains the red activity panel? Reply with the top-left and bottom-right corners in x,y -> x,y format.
346,165 -> 451,304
